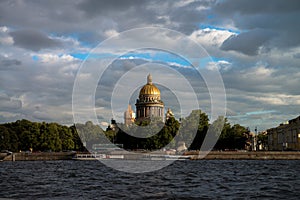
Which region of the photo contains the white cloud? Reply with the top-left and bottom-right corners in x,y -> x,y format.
189,28 -> 236,47
0,26 -> 9,32
0,26 -> 14,45
0,92 -> 22,110
0,35 -> 14,45
0,111 -> 20,118
248,94 -> 300,106
206,60 -> 232,71
239,62 -> 275,81
166,61 -> 193,69
33,53 -> 77,63
173,0 -> 195,8
104,29 -> 119,38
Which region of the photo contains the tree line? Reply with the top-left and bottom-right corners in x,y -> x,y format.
112,110 -> 251,151
0,119 -> 84,152
0,110 -> 252,152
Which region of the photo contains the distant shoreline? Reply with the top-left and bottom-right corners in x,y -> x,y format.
2,151 -> 300,161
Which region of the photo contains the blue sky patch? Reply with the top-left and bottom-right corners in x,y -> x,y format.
32,55 -> 39,61
199,24 -> 241,34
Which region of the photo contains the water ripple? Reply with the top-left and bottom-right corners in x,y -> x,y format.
0,160 -> 300,199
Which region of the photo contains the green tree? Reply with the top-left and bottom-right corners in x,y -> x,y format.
30,122 -> 40,150
178,110 -> 209,150
160,116 -> 180,149
0,125 -> 11,150
59,125 -> 75,150
19,130 -> 35,151
112,116 -> 177,150
75,121 -> 108,150
39,122 -> 48,151
48,123 -> 62,151
39,122 -> 62,151
70,125 -> 85,151
215,119 -> 248,150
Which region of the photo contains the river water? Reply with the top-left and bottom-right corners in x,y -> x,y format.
1,160 -> 300,199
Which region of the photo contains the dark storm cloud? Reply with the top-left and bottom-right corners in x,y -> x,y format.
76,0 -> 169,36
214,0 -> 300,15
9,29 -> 62,51
214,0 -> 300,53
0,0 -> 214,43
78,0 -> 145,17
1,0 -> 299,48
0,1 -> 84,31
0,0 -> 299,129
1,59 -> 21,66
168,0 -> 215,34
221,29 -> 276,56
293,53 -> 300,59
0,56 -> 22,70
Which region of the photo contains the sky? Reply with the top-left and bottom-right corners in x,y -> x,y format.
0,0 -> 300,132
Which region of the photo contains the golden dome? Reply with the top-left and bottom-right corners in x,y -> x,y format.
139,84 -> 160,95
139,74 -> 161,95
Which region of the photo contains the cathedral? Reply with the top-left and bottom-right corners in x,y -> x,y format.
124,74 -> 165,125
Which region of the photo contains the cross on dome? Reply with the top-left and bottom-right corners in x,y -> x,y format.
147,74 -> 152,85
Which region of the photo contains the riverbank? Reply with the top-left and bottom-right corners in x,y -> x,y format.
0,153 -> 8,161
2,152 -> 76,161
186,151 -> 300,160
2,151 -> 300,161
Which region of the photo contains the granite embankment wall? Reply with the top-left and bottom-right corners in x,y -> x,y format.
2,152 -> 76,161
187,151 -> 300,160
2,151 -> 300,161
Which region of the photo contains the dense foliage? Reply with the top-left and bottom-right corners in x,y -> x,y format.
0,119 -> 85,152
115,116 -> 180,150
0,110 -> 251,152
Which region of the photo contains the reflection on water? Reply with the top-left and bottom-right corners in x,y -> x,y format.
0,160 -> 299,199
